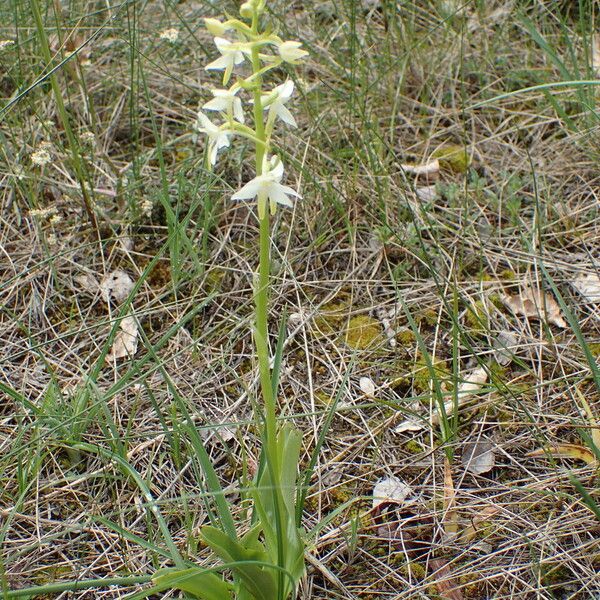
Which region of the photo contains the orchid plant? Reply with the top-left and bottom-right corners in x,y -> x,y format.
148,2 -> 308,599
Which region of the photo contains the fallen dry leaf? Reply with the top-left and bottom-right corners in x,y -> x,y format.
443,457 -> 458,537
456,366 -> 488,398
74,273 -> 100,295
393,418 -> 424,434
100,270 -> 135,304
461,438 -> 495,475
593,35 -> 600,77
415,185 -> 438,202
394,366 -> 488,434
527,444 -> 597,466
493,331 -> 518,366
400,159 -> 440,176
359,376 -> 376,397
106,315 -> 139,363
372,476 -> 412,510
572,272 -> 600,303
502,287 -> 567,328
429,559 -> 464,600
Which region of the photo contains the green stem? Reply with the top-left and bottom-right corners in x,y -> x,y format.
250,15 -> 278,476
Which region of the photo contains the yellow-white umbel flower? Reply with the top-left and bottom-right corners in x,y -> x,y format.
261,80 -> 297,127
196,112 -> 231,165
30,143 -> 52,167
159,28 -> 179,43
232,156 -> 301,216
203,87 -> 245,123
277,40 -> 308,64
205,37 -> 245,83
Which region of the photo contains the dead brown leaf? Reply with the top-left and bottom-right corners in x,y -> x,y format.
502,287 -> 567,328
592,35 -> 600,77
443,457 -> 458,537
429,559 -> 464,600
572,272 -> 600,303
106,315 -> 139,363
100,270 -> 135,304
74,273 -> 100,295
372,476 -> 413,510
527,444 -> 597,466
461,438 -> 495,475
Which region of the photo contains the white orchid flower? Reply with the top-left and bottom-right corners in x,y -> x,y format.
204,18 -> 229,37
196,111 -> 231,166
277,40 -> 308,64
203,88 -> 245,123
261,80 -> 296,127
205,37 -> 245,83
231,156 -> 301,216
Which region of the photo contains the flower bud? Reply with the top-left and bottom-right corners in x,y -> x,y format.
240,1 -> 254,18
278,40 -> 309,64
204,18 -> 227,36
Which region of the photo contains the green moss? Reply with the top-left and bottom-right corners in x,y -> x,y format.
500,269 -> 517,281
431,144 -> 469,174
314,390 -> 334,406
312,299 -> 350,336
488,360 -> 508,381
328,485 -> 353,506
412,354 -> 451,394
33,565 -> 73,584
204,267 -> 226,293
396,327 -> 417,347
465,300 -> 489,333
404,439 -> 424,454
540,561 -> 572,586
489,293 -> 504,310
459,573 -> 487,599
395,559 -> 427,579
416,308 -> 438,327
344,315 -> 383,350
587,343 -> 600,357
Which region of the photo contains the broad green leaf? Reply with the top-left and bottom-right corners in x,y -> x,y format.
152,567 -> 232,600
200,526 -> 277,600
253,425 -> 305,596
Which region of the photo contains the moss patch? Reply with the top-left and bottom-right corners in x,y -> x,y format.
465,300 -> 490,334
431,144 -> 470,173
344,315 -> 383,349
412,354 -> 451,394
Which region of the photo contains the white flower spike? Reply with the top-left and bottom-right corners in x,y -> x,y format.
205,37 -> 245,83
231,156 -> 301,217
261,80 -> 297,127
203,88 -> 245,123
196,112 -> 231,166
278,41 -> 308,64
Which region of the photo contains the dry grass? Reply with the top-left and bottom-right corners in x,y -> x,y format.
1,0 -> 600,598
